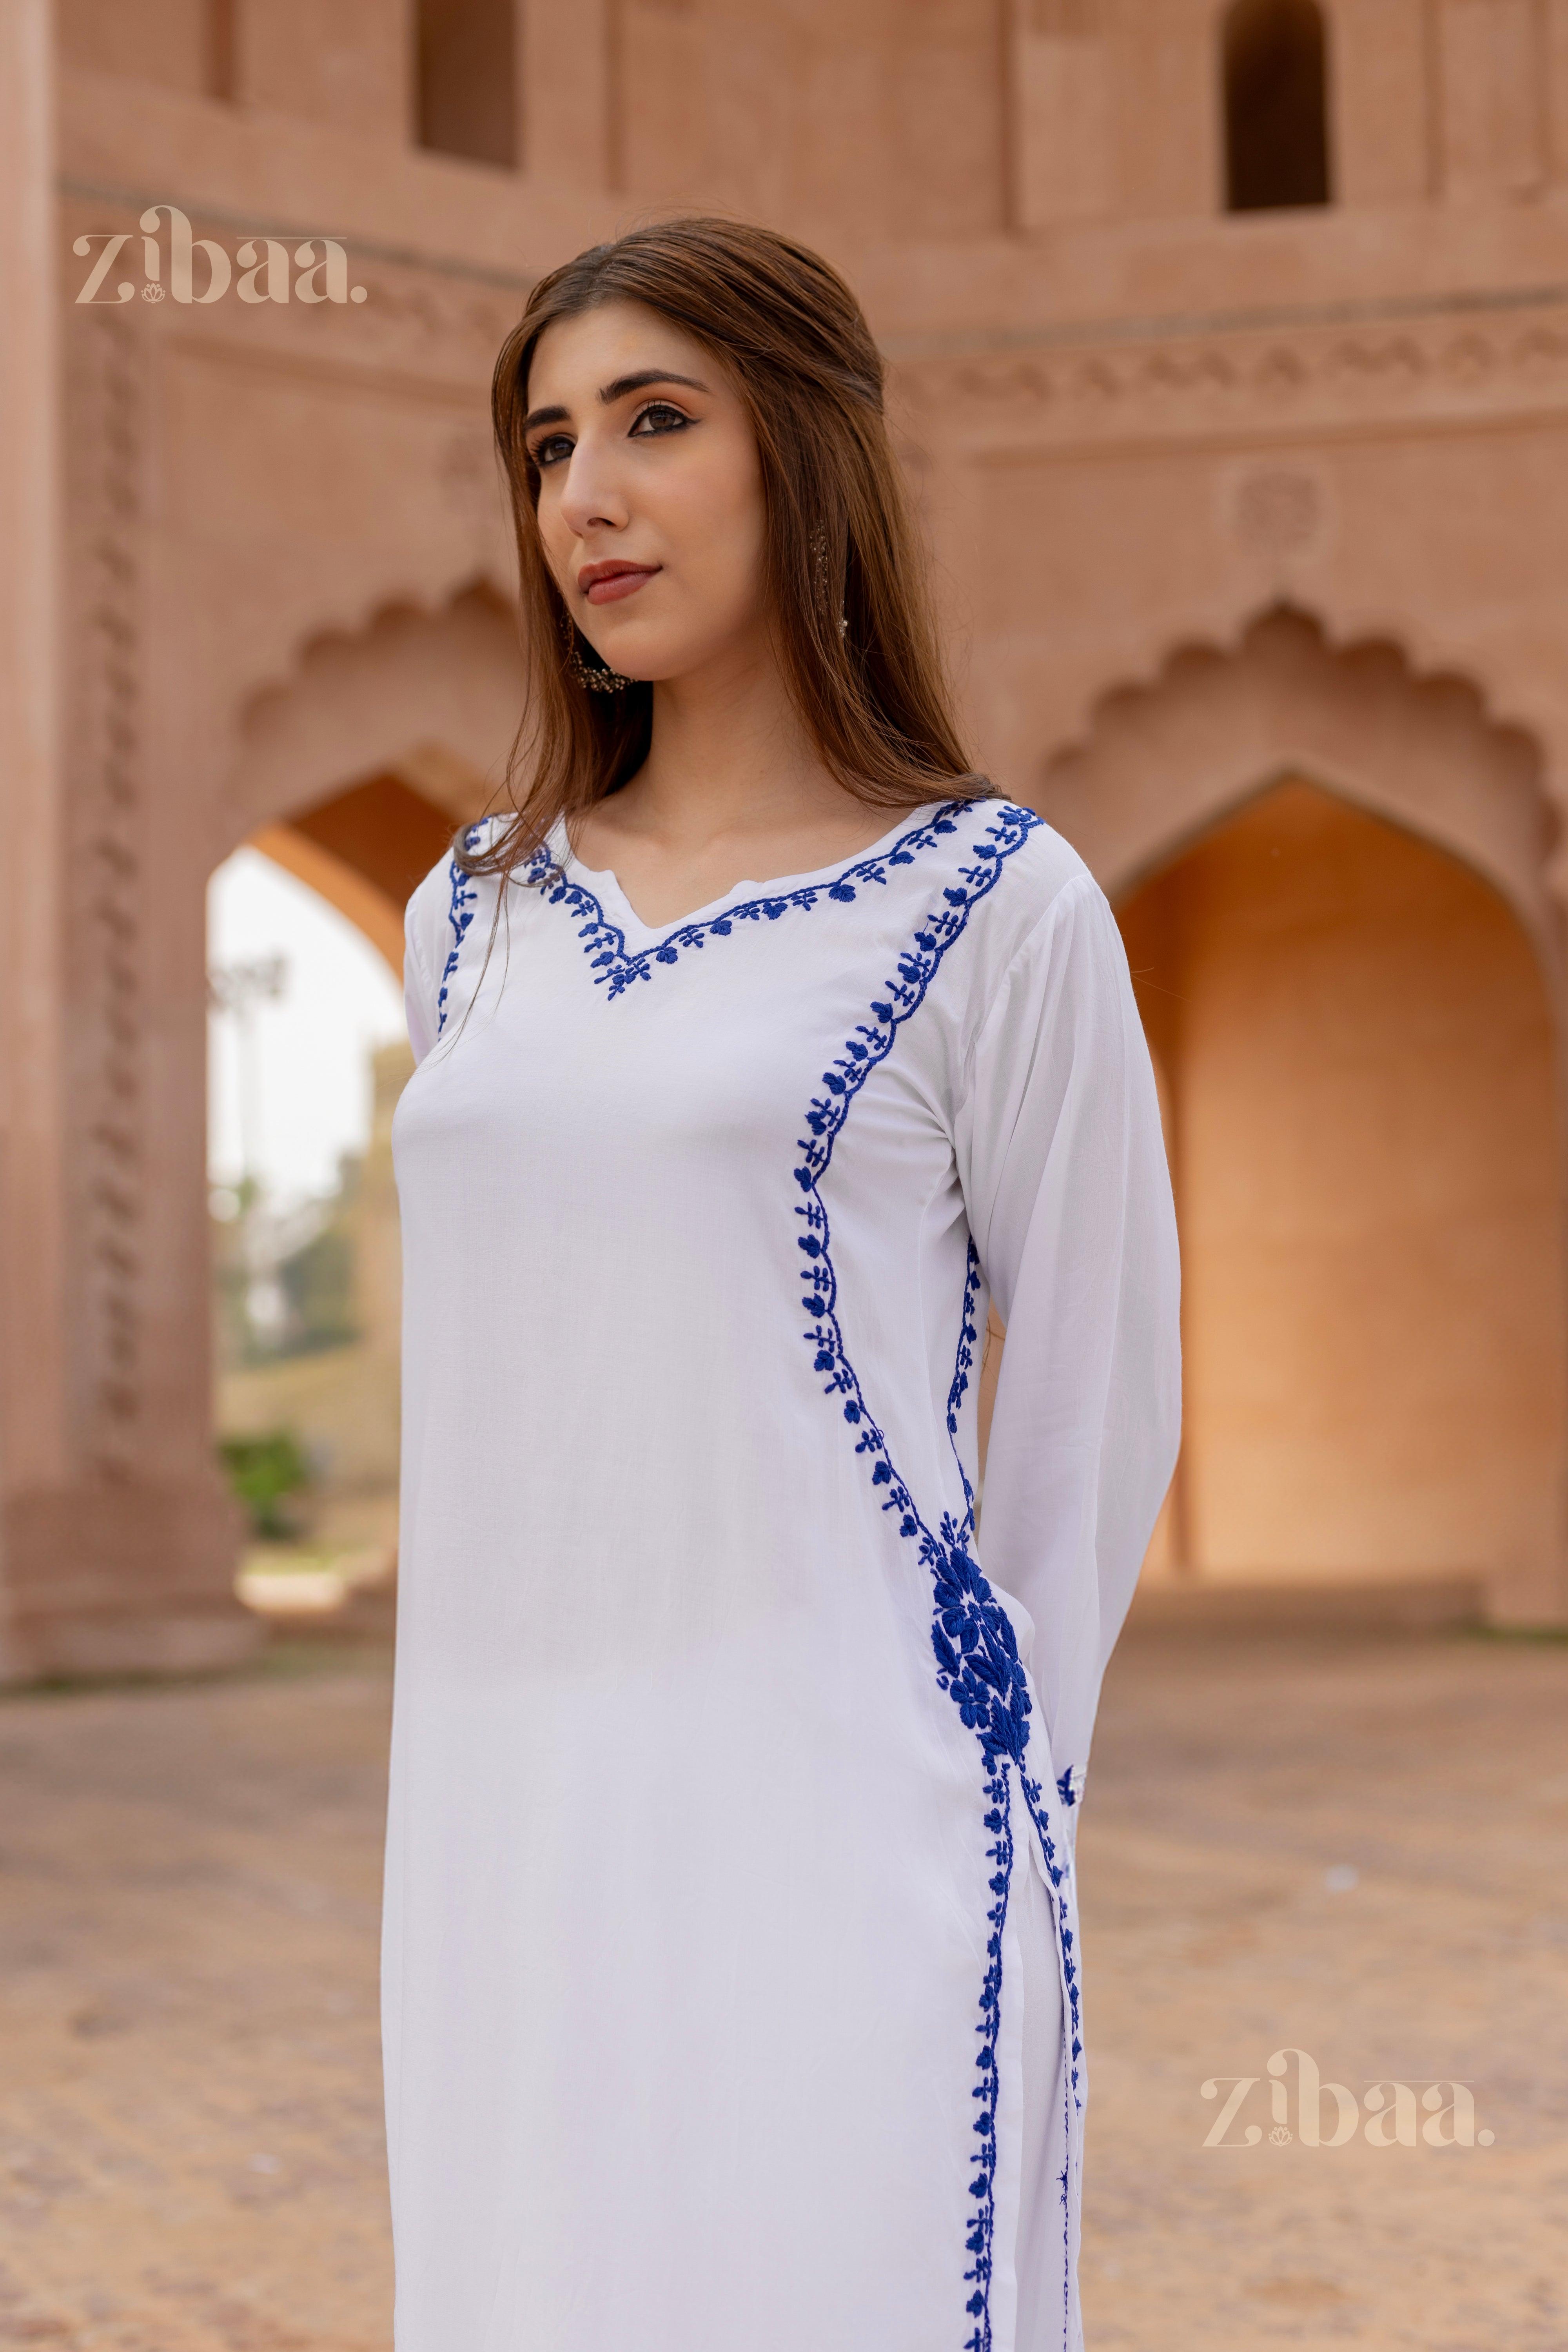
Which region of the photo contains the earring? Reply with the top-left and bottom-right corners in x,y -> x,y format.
810,525 -> 850,639
567,633 -> 635,693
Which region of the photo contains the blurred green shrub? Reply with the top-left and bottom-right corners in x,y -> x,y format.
218,1430 -> 312,1540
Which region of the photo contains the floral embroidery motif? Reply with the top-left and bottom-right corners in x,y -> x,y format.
788,802 -> 1083,2351
515,802 -> 976,1000
435,827 -> 483,1038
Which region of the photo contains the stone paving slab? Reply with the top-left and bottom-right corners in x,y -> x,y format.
0,1626 -> 1562,2349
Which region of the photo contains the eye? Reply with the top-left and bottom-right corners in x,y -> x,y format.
529,432 -> 574,471
629,400 -> 691,439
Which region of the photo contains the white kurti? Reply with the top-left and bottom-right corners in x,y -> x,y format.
385,794 -> 1180,2352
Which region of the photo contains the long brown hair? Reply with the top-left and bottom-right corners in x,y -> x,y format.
457,214 -> 985,887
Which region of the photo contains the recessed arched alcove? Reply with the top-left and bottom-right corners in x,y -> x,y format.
1025,606 -> 1568,1617
1118,779 -> 1566,1601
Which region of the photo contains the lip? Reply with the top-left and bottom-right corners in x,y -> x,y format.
578,560 -> 661,605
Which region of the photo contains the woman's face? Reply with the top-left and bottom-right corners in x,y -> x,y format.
524,299 -> 768,685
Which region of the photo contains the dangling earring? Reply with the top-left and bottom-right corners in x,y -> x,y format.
566,630 -> 635,694
810,526 -> 850,639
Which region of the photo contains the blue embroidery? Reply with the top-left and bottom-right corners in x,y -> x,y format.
946,1240 -> 984,1533
788,801 -> 1083,2349
515,802 -> 975,1000
435,827 -> 483,1038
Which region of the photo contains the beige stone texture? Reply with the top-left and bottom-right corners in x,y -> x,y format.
7,0 -> 1568,1666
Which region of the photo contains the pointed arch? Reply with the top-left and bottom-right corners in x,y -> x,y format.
1038,604 -> 1559,978
1033,608 -> 1568,1621
218,581 -> 524,965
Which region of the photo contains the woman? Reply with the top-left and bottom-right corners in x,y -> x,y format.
387,216 -> 1180,2352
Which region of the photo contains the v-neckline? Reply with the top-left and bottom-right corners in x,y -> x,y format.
474,799 -> 1027,1007
553,805 -> 954,945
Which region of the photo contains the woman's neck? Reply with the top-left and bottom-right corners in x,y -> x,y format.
570,637 -> 895,924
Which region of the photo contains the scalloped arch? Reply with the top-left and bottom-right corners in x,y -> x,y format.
220,577 -> 524,859
1038,604 -> 1559,963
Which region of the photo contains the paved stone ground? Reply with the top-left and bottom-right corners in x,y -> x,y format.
0,1623 -> 1562,2350
1077,1627 -> 1567,2350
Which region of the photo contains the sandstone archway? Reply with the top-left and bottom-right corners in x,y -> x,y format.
203,586 -> 532,1639
1039,604 -> 1561,980
249,778 -> 459,975
1034,613 -> 1567,1622
221,581 -> 525,966
1120,781 -> 1566,1619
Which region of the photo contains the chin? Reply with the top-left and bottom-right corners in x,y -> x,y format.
587,630 -> 677,683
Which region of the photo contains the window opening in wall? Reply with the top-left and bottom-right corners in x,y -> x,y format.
416,0 -> 518,169
1222,0 -> 1332,212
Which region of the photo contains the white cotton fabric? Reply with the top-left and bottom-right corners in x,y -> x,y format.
384,794 -> 1180,2352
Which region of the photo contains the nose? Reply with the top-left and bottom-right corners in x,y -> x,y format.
556,429 -> 630,541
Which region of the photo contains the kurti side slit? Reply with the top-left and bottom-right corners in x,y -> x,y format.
385,795 -> 1180,2352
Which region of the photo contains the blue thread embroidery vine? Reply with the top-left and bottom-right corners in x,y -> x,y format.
515,801 -> 977,1000
435,826 -> 483,1038
944,1240 -> 1083,2346
787,801 -> 1084,2351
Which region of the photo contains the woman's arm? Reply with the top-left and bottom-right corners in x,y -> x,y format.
956,869 -> 1181,1820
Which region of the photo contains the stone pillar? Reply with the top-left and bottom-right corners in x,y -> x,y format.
0,0 -> 256,1681
0,0 -> 71,1680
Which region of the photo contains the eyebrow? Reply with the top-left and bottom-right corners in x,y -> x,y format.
523,369 -> 710,434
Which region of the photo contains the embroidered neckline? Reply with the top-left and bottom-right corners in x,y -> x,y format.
517,799 -> 980,1001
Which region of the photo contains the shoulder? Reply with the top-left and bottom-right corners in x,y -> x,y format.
405,845 -> 460,987
405,815 -> 511,978
944,793 -> 1106,979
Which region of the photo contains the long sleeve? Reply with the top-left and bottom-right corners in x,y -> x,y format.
956,867 -> 1181,1820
